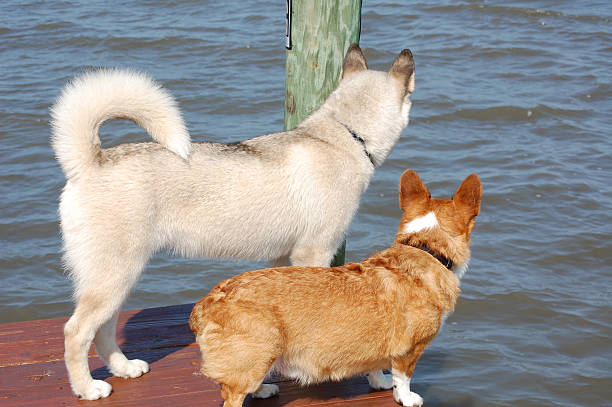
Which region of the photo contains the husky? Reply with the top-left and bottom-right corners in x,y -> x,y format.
51,44 -> 415,399
189,169 -> 482,407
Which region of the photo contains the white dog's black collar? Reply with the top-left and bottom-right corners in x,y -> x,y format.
338,121 -> 375,167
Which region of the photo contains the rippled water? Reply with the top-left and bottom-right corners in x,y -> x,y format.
1,1 -> 610,405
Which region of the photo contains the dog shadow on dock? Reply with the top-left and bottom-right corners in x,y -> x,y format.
91,303 -> 196,380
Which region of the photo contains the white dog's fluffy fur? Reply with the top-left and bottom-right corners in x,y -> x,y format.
51,45 -> 415,399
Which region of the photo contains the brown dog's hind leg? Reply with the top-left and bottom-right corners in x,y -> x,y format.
196,306 -> 282,406
211,346 -> 278,406
215,360 -> 276,406
221,384 -> 247,407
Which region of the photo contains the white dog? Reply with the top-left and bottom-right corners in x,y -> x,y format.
51,44 -> 415,399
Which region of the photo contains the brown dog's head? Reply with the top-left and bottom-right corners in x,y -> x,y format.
395,170 -> 482,270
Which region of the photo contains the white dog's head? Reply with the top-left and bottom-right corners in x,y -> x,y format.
322,44 -> 415,166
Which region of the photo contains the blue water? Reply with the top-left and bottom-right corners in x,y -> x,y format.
1,1 -> 610,405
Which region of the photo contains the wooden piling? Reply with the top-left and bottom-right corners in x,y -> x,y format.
284,0 -> 363,266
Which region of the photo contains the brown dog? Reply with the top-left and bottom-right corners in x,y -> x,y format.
190,169 -> 482,407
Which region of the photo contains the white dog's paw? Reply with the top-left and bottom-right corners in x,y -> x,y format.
367,370 -> 394,390
393,387 -> 423,407
110,358 -> 149,378
77,379 -> 112,400
252,383 -> 279,399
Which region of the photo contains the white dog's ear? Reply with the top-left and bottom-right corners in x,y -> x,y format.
340,43 -> 368,81
399,169 -> 430,211
389,49 -> 415,95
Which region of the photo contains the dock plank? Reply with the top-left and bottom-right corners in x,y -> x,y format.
0,304 -> 397,406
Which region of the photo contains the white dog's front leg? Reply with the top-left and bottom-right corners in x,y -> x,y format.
252,383 -> 279,399
367,369 -> 393,390
392,368 -> 423,407
289,246 -> 335,267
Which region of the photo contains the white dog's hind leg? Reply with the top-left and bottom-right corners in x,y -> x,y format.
64,312 -> 113,400
94,311 -> 149,379
64,248 -> 149,399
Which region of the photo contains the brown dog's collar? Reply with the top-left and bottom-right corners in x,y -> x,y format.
413,244 -> 454,270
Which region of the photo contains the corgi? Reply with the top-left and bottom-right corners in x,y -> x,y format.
51,44 -> 416,399
189,169 -> 482,407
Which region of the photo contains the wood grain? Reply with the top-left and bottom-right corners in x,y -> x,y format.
0,303 -> 398,406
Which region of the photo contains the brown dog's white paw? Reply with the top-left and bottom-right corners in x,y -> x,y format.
367,370 -> 394,390
393,388 -> 423,407
252,383 -> 279,399
392,370 -> 423,406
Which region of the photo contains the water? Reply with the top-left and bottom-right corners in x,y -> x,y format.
1,1 -> 610,405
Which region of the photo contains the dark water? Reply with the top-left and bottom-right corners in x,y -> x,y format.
1,1 -> 610,405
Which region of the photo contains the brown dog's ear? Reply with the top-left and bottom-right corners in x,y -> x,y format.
399,169 -> 430,210
340,43 -> 368,81
389,49 -> 415,95
453,174 -> 482,220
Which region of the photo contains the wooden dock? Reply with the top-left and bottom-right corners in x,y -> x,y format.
0,303 -> 399,406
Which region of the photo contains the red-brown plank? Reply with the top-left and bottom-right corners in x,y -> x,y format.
0,303 -> 195,367
0,304 -> 399,406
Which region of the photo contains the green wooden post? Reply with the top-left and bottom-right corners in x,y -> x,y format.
284,0 -> 362,266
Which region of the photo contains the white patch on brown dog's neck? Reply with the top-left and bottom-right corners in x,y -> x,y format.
441,259 -> 470,325
402,211 -> 438,234
452,260 -> 469,280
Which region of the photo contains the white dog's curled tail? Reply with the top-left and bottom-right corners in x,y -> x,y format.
51,69 -> 191,179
